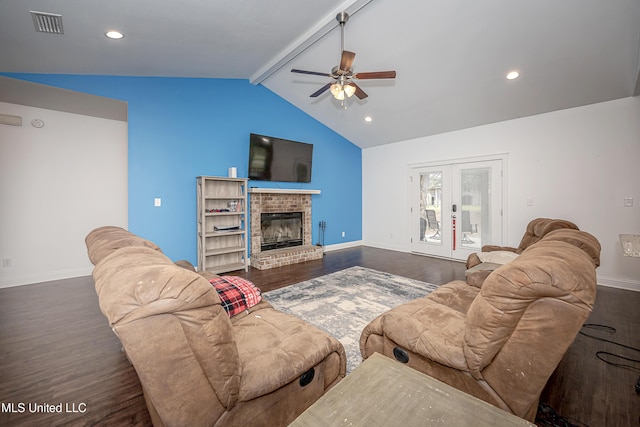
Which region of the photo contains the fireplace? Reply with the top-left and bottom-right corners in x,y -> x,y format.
249,188 -> 323,270
261,212 -> 303,251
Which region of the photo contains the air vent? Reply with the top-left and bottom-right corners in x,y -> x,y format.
30,11 -> 64,34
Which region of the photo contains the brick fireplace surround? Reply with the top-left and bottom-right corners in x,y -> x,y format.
249,188 -> 323,270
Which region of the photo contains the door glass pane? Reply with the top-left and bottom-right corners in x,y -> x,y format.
419,171 -> 442,243
460,168 -> 490,250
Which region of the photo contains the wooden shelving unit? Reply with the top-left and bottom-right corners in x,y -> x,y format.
197,176 -> 248,274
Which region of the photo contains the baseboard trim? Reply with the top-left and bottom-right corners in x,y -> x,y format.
323,240 -> 364,252
0,267 -> 93,289
597,275 -> 640,292
360,240 -> 409,253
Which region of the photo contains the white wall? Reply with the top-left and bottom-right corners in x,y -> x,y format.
363,97 -> 640,291
0,101 -> 127,288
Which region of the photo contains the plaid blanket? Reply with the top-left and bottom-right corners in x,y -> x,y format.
210,276 -> 262,317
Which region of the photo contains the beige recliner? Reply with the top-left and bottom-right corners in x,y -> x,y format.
465,218 -> 581,287
360,228 -> 600,422
86,226 -> 346,427
466,217 -> 579,269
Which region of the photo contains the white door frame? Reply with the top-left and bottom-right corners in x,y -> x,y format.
408,153 -> 509,260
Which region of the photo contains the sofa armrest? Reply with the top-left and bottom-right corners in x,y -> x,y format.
174,259 -> 196,271
359,313 -> 385,359
466,246 -> 518,269
383,302 -> 468,370
465,262 -> 502,288
466,252 -> 481,269
362,297 -> 469,371
233,305 -> 346,401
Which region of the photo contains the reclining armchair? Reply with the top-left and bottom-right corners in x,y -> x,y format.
360,229 -> 600,422
466,217 -> 578,269
87,226 -> 346,427
465,218 -> 580,287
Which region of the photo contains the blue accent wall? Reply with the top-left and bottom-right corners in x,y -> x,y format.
4,74 -> 362,263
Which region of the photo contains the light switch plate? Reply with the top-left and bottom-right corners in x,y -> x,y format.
624,197 -> 633,207
154,198 -> 162,207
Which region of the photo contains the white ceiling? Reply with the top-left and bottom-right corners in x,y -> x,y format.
1,0 -> 639,148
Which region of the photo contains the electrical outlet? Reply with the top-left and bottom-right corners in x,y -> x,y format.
154,198 -> 162,207
624,197 -> 633,207
341,231 -> 346,237
2,258 -> 12,267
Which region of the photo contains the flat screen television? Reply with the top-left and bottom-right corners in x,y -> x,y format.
248,133 -> 313,183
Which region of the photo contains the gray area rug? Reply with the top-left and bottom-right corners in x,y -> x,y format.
263,266 -> 438,373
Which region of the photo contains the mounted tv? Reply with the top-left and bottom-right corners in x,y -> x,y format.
248,133 -> 313,183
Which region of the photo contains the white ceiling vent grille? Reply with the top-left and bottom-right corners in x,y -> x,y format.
30,11 -> 64,34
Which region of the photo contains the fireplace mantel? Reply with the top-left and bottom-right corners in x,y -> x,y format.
248,188 -> 321,195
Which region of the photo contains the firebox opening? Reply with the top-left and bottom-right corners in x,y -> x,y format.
261,212 -> 303,251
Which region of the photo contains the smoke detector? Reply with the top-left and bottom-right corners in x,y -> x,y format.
30,11 -> 64,34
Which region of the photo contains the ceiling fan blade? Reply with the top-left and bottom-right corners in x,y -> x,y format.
292,69 -> 332,77
340,50 -> 356,71
348,82 -> 368,100
310,82 -> 332,98
354,70 -> 397,79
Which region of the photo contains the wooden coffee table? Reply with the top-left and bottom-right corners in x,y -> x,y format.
290,353 -> 535,427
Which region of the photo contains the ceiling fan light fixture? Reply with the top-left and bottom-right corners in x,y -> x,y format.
330,83 -> 355,100
344,84 -> 356,98
292,11 -> 395,103
330,83 -> 344,100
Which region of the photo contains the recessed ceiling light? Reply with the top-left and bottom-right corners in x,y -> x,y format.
506,71 -> 520,80
105,30 -> 124,40
364,116 -> 373,122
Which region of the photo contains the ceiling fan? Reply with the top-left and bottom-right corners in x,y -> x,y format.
291,11 -> 396,102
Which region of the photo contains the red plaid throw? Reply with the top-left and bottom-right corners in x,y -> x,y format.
209,276 -> 262,317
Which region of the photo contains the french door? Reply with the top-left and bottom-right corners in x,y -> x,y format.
409,157 -> 505,261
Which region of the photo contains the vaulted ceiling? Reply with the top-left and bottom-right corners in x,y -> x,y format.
1,0 -> 639,148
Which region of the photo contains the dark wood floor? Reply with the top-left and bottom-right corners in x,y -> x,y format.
0,246 -> 638,426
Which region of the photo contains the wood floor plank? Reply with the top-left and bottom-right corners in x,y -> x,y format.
0,246 -> 637,426
539,285 -> 640,426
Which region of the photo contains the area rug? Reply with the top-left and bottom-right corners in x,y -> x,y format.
262,266 -> 439,373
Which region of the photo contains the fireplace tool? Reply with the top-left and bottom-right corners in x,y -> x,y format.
318,220 -> 326,248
